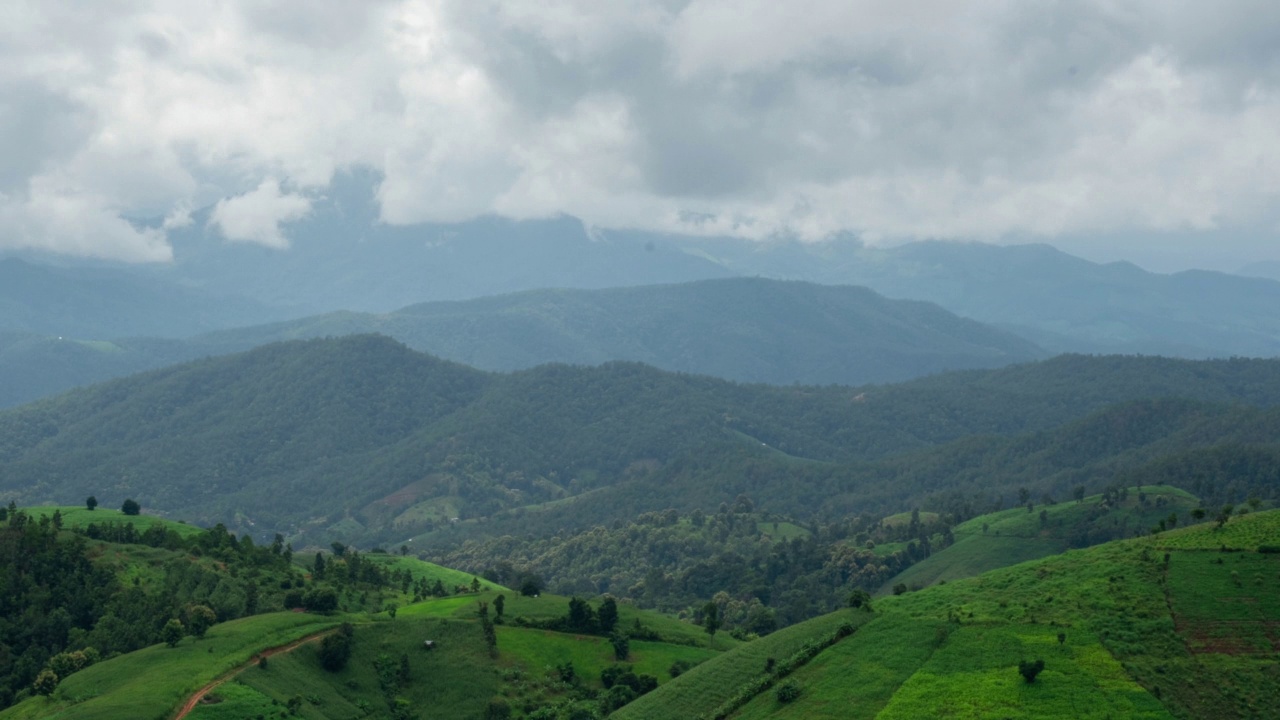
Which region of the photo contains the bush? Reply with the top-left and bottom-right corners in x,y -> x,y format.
1018,659 -> 1045,683
319,633 -> 352,672
775,680 -> 801,704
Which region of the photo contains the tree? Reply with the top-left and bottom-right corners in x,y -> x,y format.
775,680 -> 801,703
32,669 -> 58,696
520,575 -> 543,597
303,586 -> 338,613
1217,505 -> 1235,529
598,596 -> 618,633
121,499 -> 140,516
703,601 -> 720,638
186,605 -> 216,639
610,632 -> 630,661
1073,485 -> 1085,504
162,618 -> 185,647
85,496 -> 98,511
493,594 -> 506,618
1018,487 -> 1031,506
1018,659 -> 1045,683
330,541 -> 347,557
847,589 -> 872,610
319,632 -> 352,671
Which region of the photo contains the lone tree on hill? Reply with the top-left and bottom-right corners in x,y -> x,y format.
85,496 -> 98,511
1018,659 -> 1045,683
121,498 -> 140,516
703,601 -> 721,638
162,618 -> 185,647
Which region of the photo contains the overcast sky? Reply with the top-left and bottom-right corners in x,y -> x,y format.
2,1 -> 1278,272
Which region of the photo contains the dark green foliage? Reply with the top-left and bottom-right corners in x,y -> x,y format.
493,593 -> 505,618
774,679 -> 801,703
1018,658 -> 1045,683
703,602 -> 720,637
162,618 -> 184,647
32,669 -> 58,696
185,604 -> 217,638
598,596 -> 618,633
611,632 -> 630,661
847,590 -> 872,610
520,576 -> 543,597
319,632 -> 352,672
484,697 -> 512,720
120,499 -> 140,516
85,496 -> 97,511
302,586 -> 338,613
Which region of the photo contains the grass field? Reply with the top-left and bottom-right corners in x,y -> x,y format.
25,505 -> 206,538
362,552 -> 507,592
193,618 -> 496,720
398,591 -> 740,651
732,614 -> 938,720
881,486 -> 1200,594
631,510 -> 1280,720
612,610 -> 871,720
187,607 -> 727,719
2,613 -> 340,720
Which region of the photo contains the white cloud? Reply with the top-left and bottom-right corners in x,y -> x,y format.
0,0 -> 1278,268
209,179 -> 312,248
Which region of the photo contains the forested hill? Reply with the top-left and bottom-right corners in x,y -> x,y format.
0,277 -> 1043,408
2,335 -> 1280,547
202,278 -> 1045,384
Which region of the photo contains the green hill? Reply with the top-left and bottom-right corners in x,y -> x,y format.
620,510 -> 1280,720
3,336 -> 1280,550
879,486 -> 1201,593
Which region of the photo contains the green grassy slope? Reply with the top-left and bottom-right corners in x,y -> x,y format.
1,613 -> 339,720
715,510 -> 1280,720
612,611 -> 870,720
24,505 -> 205,538
362,552 -> 508,593
880,486 -> 1199,593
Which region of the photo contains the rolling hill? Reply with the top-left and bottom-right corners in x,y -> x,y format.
0,278 -> 1044,409
2,335 -> 1280,552
617,510 -> 1280,720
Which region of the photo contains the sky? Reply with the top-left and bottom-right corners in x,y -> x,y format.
1,1 -> 1279,272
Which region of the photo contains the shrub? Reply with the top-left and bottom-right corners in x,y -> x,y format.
1018,659 -> 1045,683
775,680 -> 801,704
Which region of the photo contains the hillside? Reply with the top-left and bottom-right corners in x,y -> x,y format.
877,486 -> 1201,594
0,278 -> 1043,408
3,337 -> 1280,550
619,510 -> 1280,720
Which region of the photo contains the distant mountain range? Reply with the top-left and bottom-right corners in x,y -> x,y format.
4,173 -> 1280,408
0,278 -> 1044,407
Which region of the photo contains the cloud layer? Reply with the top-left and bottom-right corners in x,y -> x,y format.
2,1 -> 1278,266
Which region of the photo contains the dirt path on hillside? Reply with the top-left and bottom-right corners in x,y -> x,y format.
172,629 -> 335,720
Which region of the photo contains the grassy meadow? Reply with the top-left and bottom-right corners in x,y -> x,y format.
625,510 -> 1280,720
2,613 -> 340,720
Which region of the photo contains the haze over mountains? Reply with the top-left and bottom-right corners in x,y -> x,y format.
5,177 -> 1280,409
0,278 -> 1044,408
